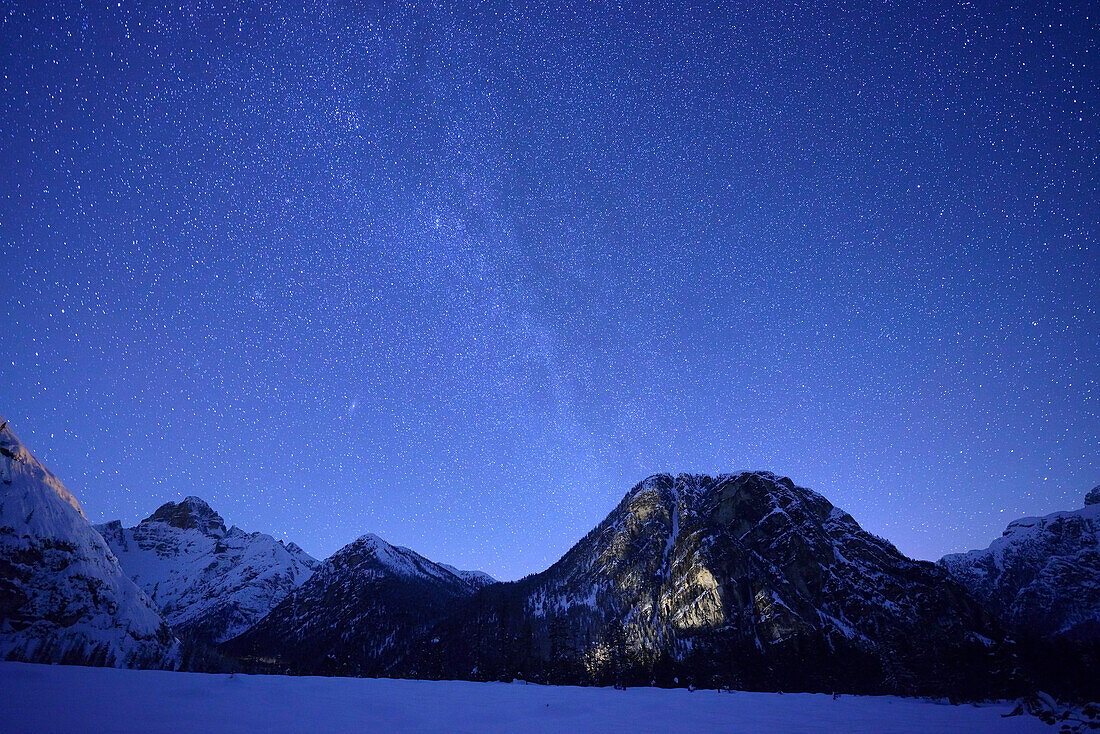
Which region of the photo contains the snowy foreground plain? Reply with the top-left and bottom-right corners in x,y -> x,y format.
0,662 -> 1049,733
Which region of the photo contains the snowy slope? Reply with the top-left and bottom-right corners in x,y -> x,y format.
96,498 -> 319,643
0,418 -> 179,668
440,563 -> 497,589
0,661 -> 1052,734
940,488 -> 1100,640
221,533 -> 492,674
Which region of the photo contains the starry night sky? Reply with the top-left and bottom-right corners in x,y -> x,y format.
2,1 -> 1097,579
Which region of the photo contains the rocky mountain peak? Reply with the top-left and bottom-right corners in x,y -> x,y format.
352,532 -> 388,549
100,499 -> 318,644
0,417 -> 85,517
623,471 -> 838,540
330,533 -> 395,566
221,531 -> 490,675
330,533 -> 478,591
631,471 -> 802,504
144,496 -> 225,535
385,470 -> 1011,697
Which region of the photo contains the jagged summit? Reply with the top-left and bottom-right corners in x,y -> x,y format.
143,496 -> 226,535
639,469 -> 795,484
626,471 -> 832,521
97,498 -> 318,645
631,470 -> 796,494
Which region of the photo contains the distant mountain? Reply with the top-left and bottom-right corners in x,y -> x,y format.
940,488 -> 1100,641
96,497 -> 319,644
220,533 -> 494,675
389,472 -> 1017,698
439,564 -> 497,589
0,419 -> 179,668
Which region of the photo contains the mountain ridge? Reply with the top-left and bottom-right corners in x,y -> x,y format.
220,530 -> 495,675
939,489 -> 1100,642
4,414 -> 1093,700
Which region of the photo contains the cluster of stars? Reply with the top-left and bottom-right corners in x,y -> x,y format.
1,1 -> 1095,579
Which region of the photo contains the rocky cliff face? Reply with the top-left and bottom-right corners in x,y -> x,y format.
96,498 -> 319,644
0,419 -> 179,668
940,489 -> 1100,642
220,533 -> 494,675
389,472 -> 1015,697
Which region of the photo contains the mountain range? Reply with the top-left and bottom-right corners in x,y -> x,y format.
1,417 -> 1096,700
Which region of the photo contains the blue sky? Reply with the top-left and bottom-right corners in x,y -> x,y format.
2,1 -> 1096,579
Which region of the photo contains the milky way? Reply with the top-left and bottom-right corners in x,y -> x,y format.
2,2 -> 1096,579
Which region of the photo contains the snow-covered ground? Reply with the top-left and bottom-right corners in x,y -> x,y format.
0,662 -> 1049,733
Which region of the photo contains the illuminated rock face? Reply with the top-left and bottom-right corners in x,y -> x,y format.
389,473 -> 1017,698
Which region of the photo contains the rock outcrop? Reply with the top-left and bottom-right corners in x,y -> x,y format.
0,419 -> 179,668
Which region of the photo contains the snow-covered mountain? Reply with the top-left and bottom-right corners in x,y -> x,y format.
940,488 -> 1100,641
220,533 -> 494,675
0,418 -> 179,668
95,497 -> 319,644
439,564 -> 497,589
391,472 -> 1016,698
